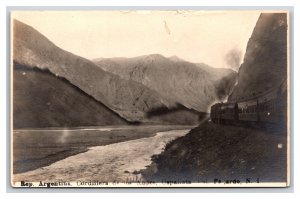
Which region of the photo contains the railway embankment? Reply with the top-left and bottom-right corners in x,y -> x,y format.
141,121 -> 287,183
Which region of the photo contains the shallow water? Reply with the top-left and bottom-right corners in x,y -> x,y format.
13,129 -> 189,182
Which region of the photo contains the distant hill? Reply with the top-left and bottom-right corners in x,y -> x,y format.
13,20 -> 203,126
93,55 -> 236,112
228,13 -> 287,101
13,63 -> 128,128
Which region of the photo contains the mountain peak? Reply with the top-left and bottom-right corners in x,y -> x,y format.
169,55 -> 184,62
144,54 -> 166,61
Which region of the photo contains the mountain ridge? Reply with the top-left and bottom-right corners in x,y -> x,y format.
94,54 -> 237,112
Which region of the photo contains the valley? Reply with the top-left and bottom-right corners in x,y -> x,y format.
11,11 -> 289,186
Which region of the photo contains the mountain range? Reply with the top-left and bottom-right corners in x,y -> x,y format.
13,19 -> 236,128
93,55 -> 236,112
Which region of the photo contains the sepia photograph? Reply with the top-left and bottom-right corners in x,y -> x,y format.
10,10 -> 290,188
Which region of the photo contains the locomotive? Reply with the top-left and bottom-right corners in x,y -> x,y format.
210,80 -> 287,127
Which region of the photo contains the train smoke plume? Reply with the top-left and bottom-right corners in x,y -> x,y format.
225,48 -> 242,71
215,72 -> 237,102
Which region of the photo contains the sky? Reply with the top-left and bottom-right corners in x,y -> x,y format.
12,10 -> 261,69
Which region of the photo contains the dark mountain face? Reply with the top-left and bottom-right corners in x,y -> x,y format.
228,13 -> 287,101
94,55 -> 237,112
13,63 -> 128,128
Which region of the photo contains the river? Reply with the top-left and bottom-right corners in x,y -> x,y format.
13,129 -> 189,183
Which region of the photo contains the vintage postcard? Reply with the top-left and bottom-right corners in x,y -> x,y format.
10,10 -> 290,188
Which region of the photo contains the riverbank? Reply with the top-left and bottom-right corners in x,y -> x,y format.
13,125 -> 194,174
141,122 -> 288,183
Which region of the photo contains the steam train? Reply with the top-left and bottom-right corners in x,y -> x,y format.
210,80 -> 287,127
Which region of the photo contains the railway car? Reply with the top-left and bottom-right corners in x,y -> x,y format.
220,102 -> 237,123
257,89 -> 279,124
237,99 -> 258,122
210,102 -> 237,124
210,79 -> 287,127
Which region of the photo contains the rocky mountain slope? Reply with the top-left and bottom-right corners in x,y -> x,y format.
94,55 -> 236,112
229,13 -> 287,101
13,63 -> 129,128
13,20 -> 203,125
